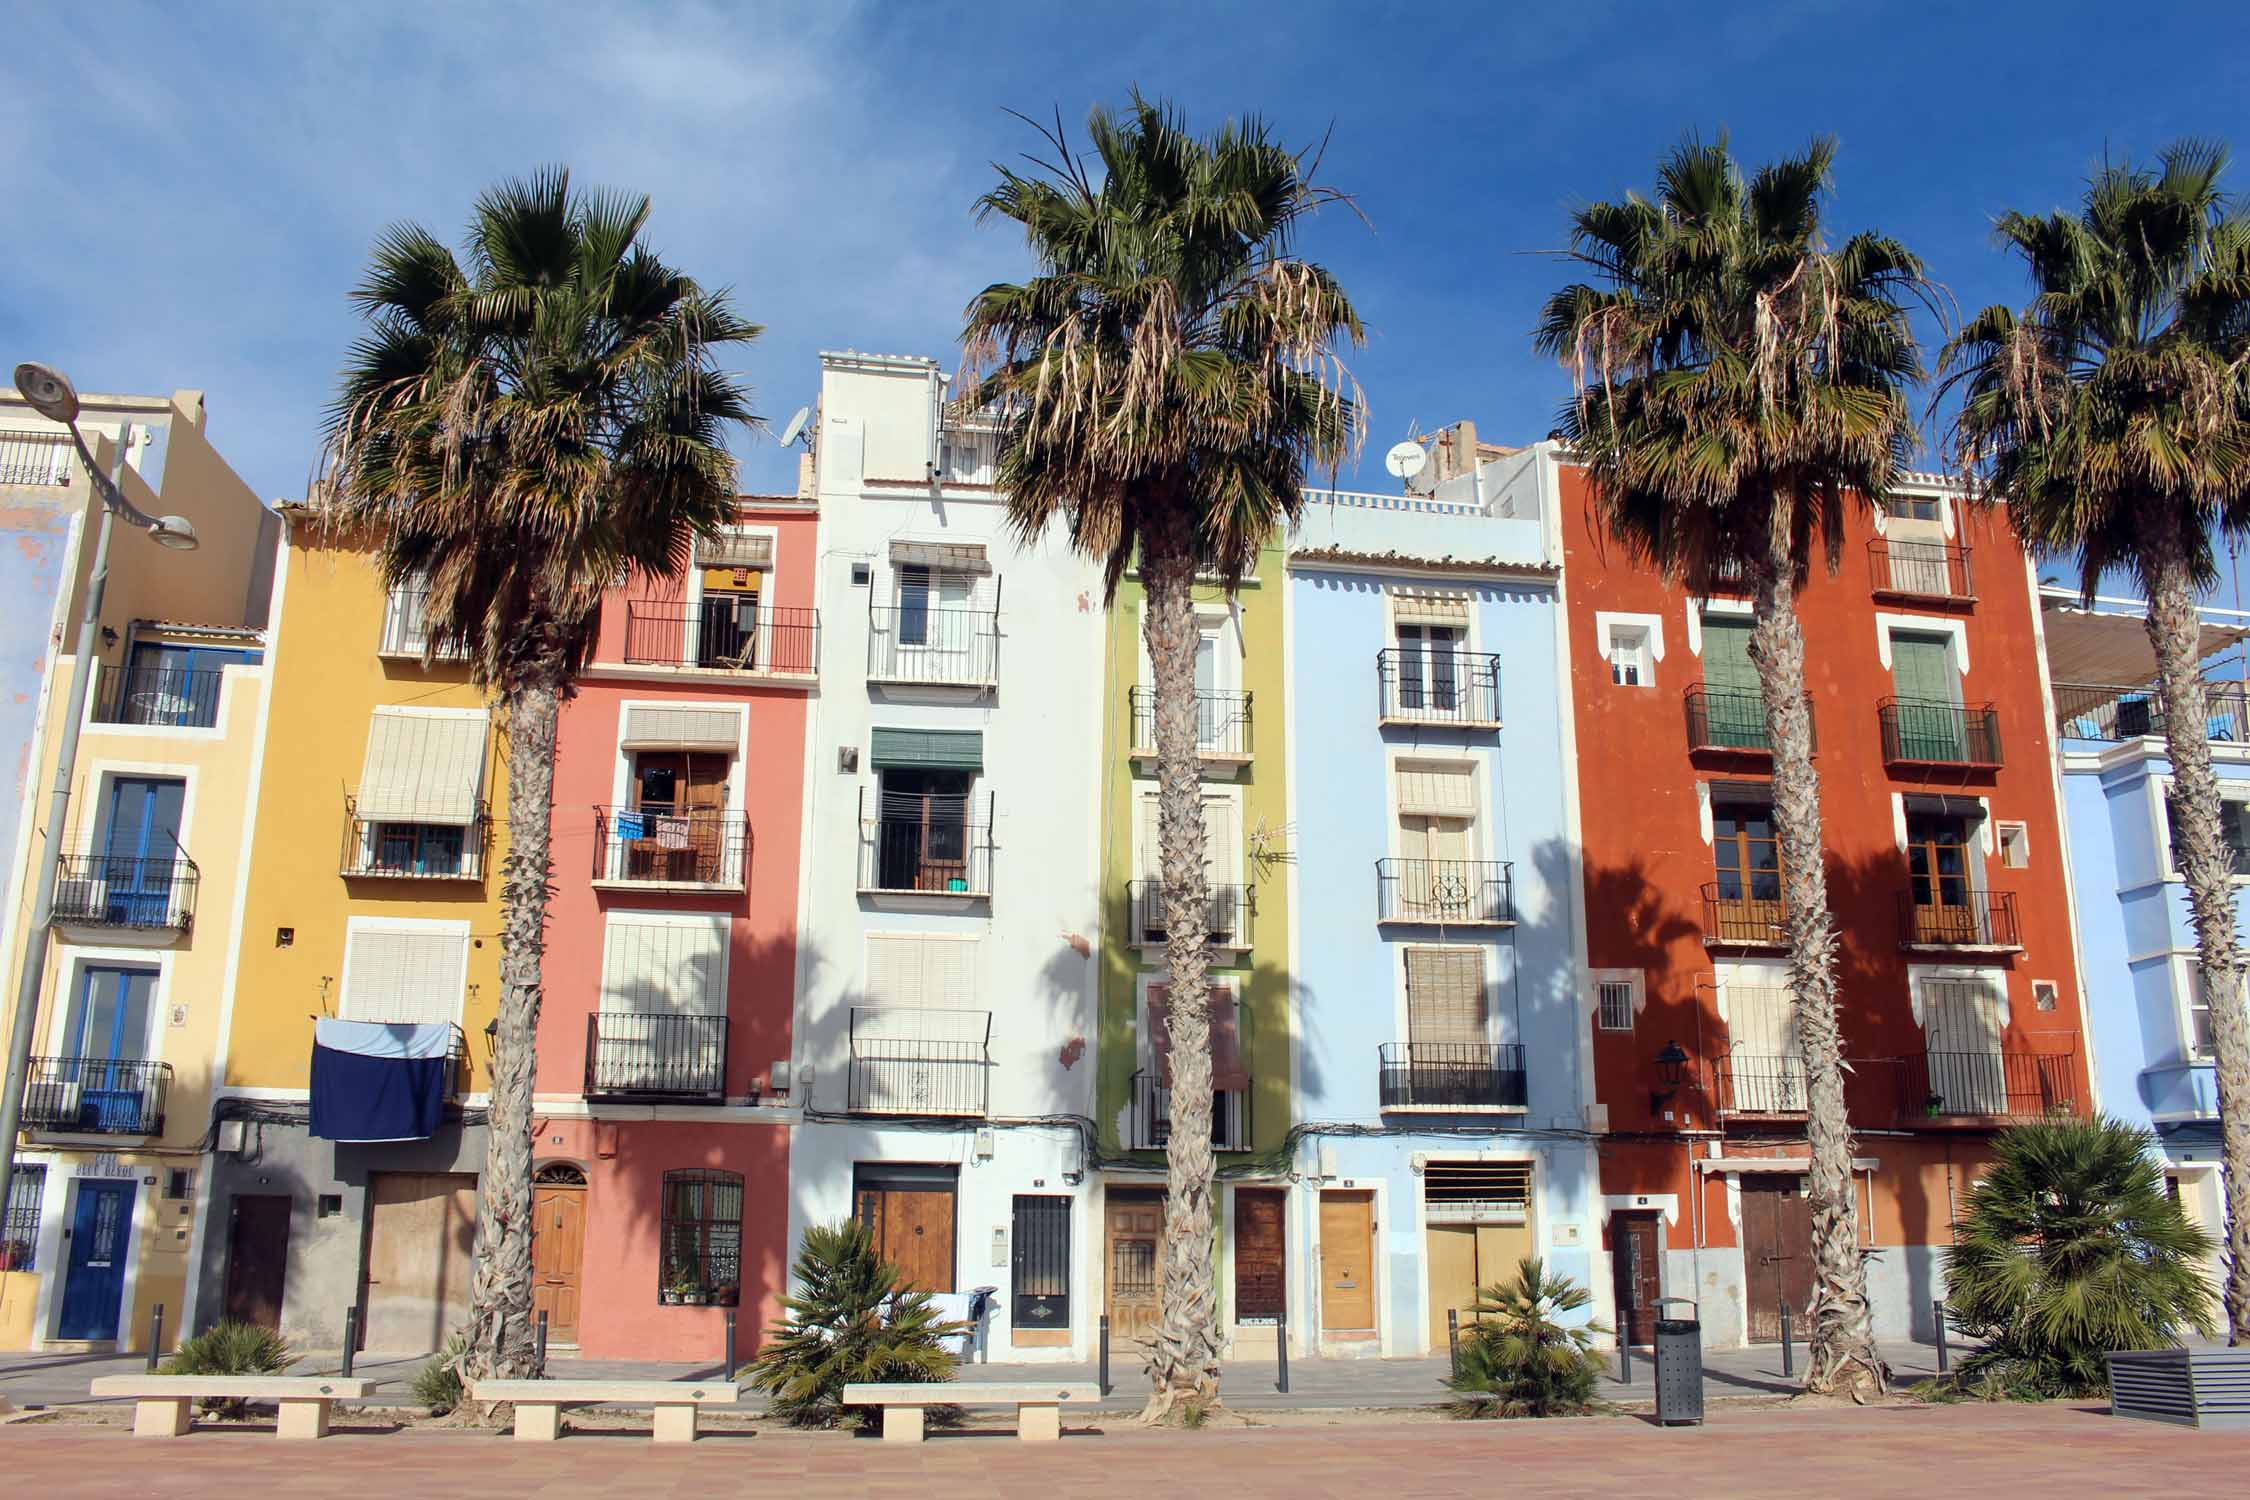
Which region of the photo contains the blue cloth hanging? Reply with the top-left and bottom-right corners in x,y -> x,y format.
309,1019 -> 452,1142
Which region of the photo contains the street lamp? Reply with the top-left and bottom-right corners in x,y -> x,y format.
0,362 -> 201,1237
1649,1039 -> 1692,1116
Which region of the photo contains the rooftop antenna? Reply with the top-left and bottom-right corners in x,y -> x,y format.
777,406 -> 811,449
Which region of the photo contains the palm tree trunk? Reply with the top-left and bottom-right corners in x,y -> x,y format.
462,664 -> 563,1412
2143,529 -> 2250,1344
1749,545 -> 1885,1400
1139,506 -> 1224,1422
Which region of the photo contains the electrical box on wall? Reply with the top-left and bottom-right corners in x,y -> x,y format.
991,1226 -> 1007,1267
851,562 -> 871,586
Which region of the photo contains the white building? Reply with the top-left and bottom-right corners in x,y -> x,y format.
787,351 -> 1106,1360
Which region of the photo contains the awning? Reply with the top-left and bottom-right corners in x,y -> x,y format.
2041,593 -> 2250,687
619,704 -> 741,751
1396,760 -> 1477,818
891,539 -> 991,573
356,710 -> 487,824
696,531 -> 774,570
1146,985 -> 1248,1091
870,727 -> 983,771
1903,793 -> 1987,820
1393,591 -> 1471,628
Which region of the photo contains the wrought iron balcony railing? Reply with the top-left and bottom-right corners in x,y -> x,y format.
1878,698 -> 2003,768
1899,890 -> 2021,949
1682,686 -> 1817,754
93,665 -> 230,729
866,605 -> 999,687
341,804 -> 486,880
1129,1069 -> 1251,1150
52,854 -> 197,932
1869,536 -> 1974,601
856,789 -> 994,897
591,806 -> 749,887
1714,1052 -> 1809,1114
2053,680 -> 2250,744
846,1007 -> 990,1116
1375,858 -> 1514,924
1128,687 -> 1253,759
584,1012 -> 728,1102
1376,648 -> 1502,727
622,603 -> 819,675
1701,883 -> 1787,947
22,1057 -> 171,1135
1898,1049 -> 2078,1121
1126,879 -> 1252,949
1377,1042 -> 1527,1110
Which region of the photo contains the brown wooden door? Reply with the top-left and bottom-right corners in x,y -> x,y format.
632,751 -> 729,881
1740,1176 -> 1816,1343
531,1184 -> 586,1345
1611,1211 -> 1663,1347
1318,1191 -> 1376,1333
221,1195 -> 291,1329
856,1185 -> 957,1292
1104,1191 -> 1166,1341
1233,1187 -> 1285,1323
361,1172 -> 478,1352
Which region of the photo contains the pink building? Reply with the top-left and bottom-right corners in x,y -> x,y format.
533,495 -> 816,1360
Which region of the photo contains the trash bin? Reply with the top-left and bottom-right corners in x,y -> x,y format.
1652,1295 -> 1704,1425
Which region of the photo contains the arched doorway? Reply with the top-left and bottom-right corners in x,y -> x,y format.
532,1163 -> 588,1346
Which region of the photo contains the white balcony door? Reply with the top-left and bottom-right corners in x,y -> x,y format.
1923,979 -> 2006,1113
1728,984 -> 1804,1110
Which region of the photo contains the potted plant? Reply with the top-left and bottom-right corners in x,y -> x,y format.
665,1267 -> 698,1306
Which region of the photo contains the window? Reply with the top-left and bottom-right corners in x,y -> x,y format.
865,934 -> 980,1010
1134,790 -> 1245,941
164,1168 -> 195,1200
1393,592 -> 1470,713
597,912 -> 728,1094
351,709 -> 489,877
2033,980 -> 2059,1014
896,565 -> 973,648
111,641 -> 260,728
0,1165 -> 44,1271
658,1169 -> 742,1305
1595,974 -> 1640,1032
340,920 -> 469,1026
379,574 -> 468,658
366,822 -> 467,877
1885,494 -> 1941,524
2164,792 -> 2250,878
615,733 -> 737,884
1997,822 -> 2030,869
1011,1195 -> 1071,1331
878,768 -> 975,891
1405,947 -> 1489,1047
1920,977 -> 2008,1114
2188,964 -> 2228,1059
1905,813 -> 1975,936
1607,624 -> 1652,686
1887,630 -> 1964,756
1711,798 -> 1781,903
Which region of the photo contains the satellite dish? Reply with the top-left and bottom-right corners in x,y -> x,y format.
777,406 -> 811,449
1384,440 -> 1429,480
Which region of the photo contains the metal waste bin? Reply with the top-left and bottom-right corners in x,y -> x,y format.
1652,1296 -> 1703,1425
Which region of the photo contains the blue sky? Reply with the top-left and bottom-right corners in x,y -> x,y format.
2,1 -> 2244,503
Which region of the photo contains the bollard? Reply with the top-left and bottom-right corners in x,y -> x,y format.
1447,1308 -> 1461,1379
1933,1299 -> 1949,1374
536,1309 -> 549,1370
725,1309 -> 738,1379
1779,1302 -> 1793,1379
146,1304 -> 164,1371
1619,1331 -> 1632,1385
1275,1304 -> 1288,1394
341,1306 -> 359,1377
1098,1314 -> 1111,1396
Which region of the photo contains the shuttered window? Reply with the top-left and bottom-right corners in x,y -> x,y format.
869,727 -> 984,771
600,912 -> 728,1015
356,710 -> 488,823
1396,760 -> 1477,819
1136,792 -> 1240,882
619,704 -> 742,752
864,934 -> 979,1010
341,922 -> 469,1025
1405,947 -> 1488,1046
1701,615 -> 1758,694
1145,983 -> 1248,1089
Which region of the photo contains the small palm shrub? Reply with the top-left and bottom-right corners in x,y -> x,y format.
412,1330 -> 468,1414
1942,1115 -> 2216,1398
748,1220 -> 967,1428
1443,1257 -> 1608,1417
162,1321 -> 295,1418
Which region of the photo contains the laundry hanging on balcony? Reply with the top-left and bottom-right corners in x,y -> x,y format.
309,1018 -> 453,1142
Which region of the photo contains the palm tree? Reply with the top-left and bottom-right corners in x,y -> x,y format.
1940,141 -> 2250,1345
321,169 -> 759,1389
961,97 -> 1362,1419
1534,136 -> 1933,1400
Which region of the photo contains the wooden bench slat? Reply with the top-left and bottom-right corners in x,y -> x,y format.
467,1380 -> 741,1405
841,1382 -> 1098,1405
90,1377 -> 375,1398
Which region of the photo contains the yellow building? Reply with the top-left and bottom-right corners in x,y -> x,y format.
184,511 -> 506,1353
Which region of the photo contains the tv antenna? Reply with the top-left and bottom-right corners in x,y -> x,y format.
777,406 -> 811,449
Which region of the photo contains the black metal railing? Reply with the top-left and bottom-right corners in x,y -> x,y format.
591,807 -> 750,886
1377,1042 -> 1527,1110
52,854 -> 197,932
866,605 -> 1000,686
1869,537 -> 1974,601
1376,648 -> 1502,726
847,1007 -> 990,1116
92,665 -> 229,728
1129,1069 -> 1251,1150
22,1057 -> 170,1135
584,1012 -> 728,1102
1898,890 -> 2021,948
340,806 -> 487,880
1701,883 -> 1787,946
856,789 -> 994,896
2053,680 -> 2250,743
1126,879 -> 1253,948
1879,698 -> 2002,767
1375,858 -> 1514,923
622,603 -> 819,675
1715,1053 -> 1808,1114
1128,687 -> 1253,758
1683,686 -> 1818,754
1899,1049 -> 2077,1120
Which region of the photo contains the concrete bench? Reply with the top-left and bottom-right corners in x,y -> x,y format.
89,1375 -> 376,1439
467,1379 -> 742,1443
841,1381 -> 1100,1443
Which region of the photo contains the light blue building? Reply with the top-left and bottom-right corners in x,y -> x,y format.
1282,428 -> 1602,1357
2048,589 -> 2243,1254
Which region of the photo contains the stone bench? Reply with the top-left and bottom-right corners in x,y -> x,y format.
89,1375 -> 376,1439
841,1381 -> 1100,1443
467,1379 -> 743,1443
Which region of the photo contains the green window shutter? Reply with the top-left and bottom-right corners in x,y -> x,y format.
869,727 -> 983,771
1890,634 -> 1954,703
1701,617 -> 1758,693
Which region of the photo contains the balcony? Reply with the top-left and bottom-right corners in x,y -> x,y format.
1376,649 -> 1502,728
856,790 -> 993,899
1879,699 -> 2002,769
847,1007 -> 990,1116
1126,879 -> 1252,951
0,429 -> 73,486
1128,687 -> 1253,766
1715,1053 -> 1808,1115
1377,1042 -> 1527,1111
1375,858 -> 1515,925
92,665 -> 229,729
341,805 -> 487,881
2053,680 -> 2250,743
867,605 -> 999,688
22,1057 -> 170,1135
621,604 -> 819,676
1869,537 -> 1974,603
590,807 -> 749,890
584,1012 -> 728,1103
1129,1069 -> 1251,1151
1899,891 -> 2022,951
1897,1049 -> 2078,1122
1701,884 -> 1787,949
1682,686 -> 1817,756
52,854 -> 197,933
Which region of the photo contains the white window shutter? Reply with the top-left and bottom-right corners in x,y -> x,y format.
600,913 -> 727,1015
356,710 -> 488,823
865,935 -> 979,1010
342,926 -> 468,1025
1396,760 -> 1477,819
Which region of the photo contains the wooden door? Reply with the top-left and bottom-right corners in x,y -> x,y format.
222,1195 -> 291,1328
1104,1192 -> 1166,1341
1317,1191 -> 1376,1333
361,1172 -> 477,1352
1233,1188 -> 1285,1323
1610,1212 -> 1662,1347
1740,1177 -> 1816,1344
632,751 -> 728,882
1426,1223 -> 1477,1351
856,1184 -> 956,1292
531,1184 -> 586,1345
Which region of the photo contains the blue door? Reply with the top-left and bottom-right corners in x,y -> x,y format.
58,1180 -> 134,1340
66,968 -> 156,1131
100,777 -> 184,926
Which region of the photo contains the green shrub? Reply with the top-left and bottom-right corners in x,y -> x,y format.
1443,1257 -> 1608,1418
162,1321 -> 296,1418
1940,1115 -> 2217,1399
412,1330 -> 468,1414
748,1220 -> 968,1428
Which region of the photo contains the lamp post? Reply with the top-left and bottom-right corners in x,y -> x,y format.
0,363 -> 199,1227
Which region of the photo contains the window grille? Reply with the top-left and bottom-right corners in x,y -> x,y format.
659,1168 -> 742,1305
